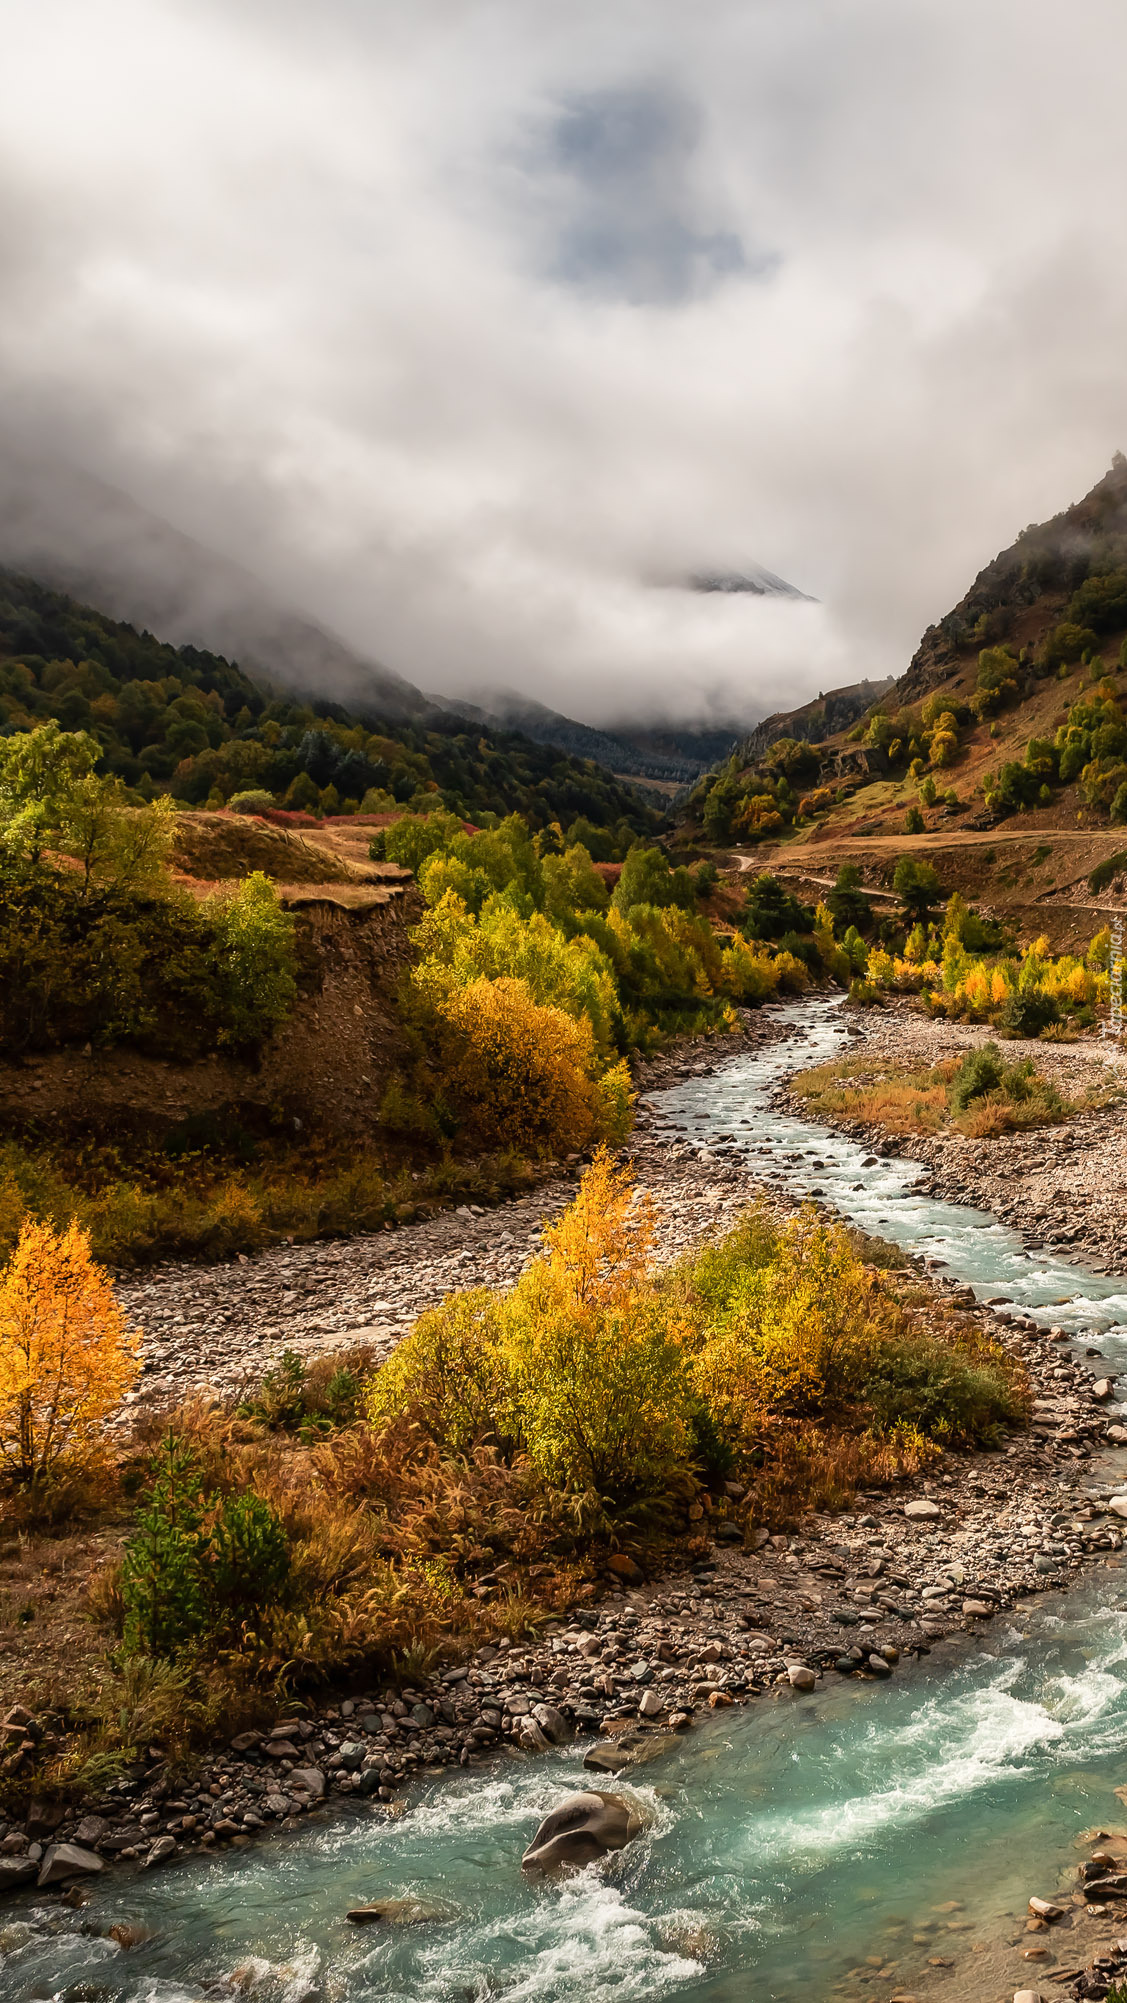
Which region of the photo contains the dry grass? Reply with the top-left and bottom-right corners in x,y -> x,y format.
791,1051 -> 1074,1137
792,1055 -> 954,1134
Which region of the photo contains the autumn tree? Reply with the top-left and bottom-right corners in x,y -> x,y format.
433,976 -> 629,1152
0,1219 -> 139,1484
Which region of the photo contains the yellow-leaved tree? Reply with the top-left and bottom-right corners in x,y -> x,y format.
0,1219 -> 139,1485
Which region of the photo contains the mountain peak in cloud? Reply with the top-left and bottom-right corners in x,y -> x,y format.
687,564 -> 813,600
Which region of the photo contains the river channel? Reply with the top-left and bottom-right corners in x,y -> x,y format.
8,999 -> 1127,2003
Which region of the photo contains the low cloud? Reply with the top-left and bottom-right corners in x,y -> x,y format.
2,0 -> 1127,726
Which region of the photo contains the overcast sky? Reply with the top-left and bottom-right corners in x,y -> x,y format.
4,0 -> 1127,726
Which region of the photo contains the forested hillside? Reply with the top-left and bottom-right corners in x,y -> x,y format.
0,570 -> 660,838
684,457 -> 1127,847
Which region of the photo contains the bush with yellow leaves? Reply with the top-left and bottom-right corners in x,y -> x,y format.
431,975 -> 633,1153
688,1211 -> 882,1446
366,1154 -> 1024,1515
368,1150 -> 692,1506
0,1218 -> 138,1486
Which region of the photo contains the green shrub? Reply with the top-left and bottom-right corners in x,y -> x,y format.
864,1334 -> 1022,1445
228,790 -> 275,814
904,806 -> 924,834
121,1435 -> 210,1658
994,988 -> 1059,1037
240,1348 -> 373,1438
949,1043 -> 1005,1109
1089,850 -> 1127,893
210,1493 -> 290,1612
121,1432 -> 293,1659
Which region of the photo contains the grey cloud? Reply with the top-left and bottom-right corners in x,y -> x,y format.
527,86 -> 764,304
0,0 -> 1126,731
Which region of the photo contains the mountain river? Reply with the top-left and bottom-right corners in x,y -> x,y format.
8,998 -> 1127,2003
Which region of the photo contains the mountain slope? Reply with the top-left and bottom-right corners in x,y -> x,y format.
434,687 -> 743,783
684,457 -> 1127,848
0,439 -> 429,722
901,451 -> 1127,703
0,568 -> 663,837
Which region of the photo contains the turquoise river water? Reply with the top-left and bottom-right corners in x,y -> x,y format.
7,998 -> 1127,2003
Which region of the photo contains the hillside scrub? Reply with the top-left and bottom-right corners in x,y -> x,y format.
982,672 -> 1127,821
791,1045 -> 1075,1139
0,1127 -> 541,1268
0,724 -> 299,1058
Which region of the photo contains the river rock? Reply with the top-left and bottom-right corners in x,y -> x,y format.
346,1896 -> 458,1924
963,1600 -> 994,1619
143,1836 -> 177,1868
37,1842 -> 104,1887
0,1858 -> 37,1893
866,1654 -> 892,1678
521,1791 -> 646,1872
288,1768 -> 326,1799
1028,1896 -> 1065,1920
532,1704 -> 568,1745
1108,1499 -> 1127,1520
786,1664 -> 817,1692
605,1553 -> 644,1584
1094,1379 -> 1115,1401
1013,1991 -> 1047,2002
904,1500 -> 941,1520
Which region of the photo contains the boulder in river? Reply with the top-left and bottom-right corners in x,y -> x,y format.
522,1790 -> 647,1872
346,1896 -> 458,1925
583,1728 -> 676,1773
0,1858 -> 37,1894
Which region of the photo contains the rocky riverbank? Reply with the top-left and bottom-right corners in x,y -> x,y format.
778,1000 -> 1127,1273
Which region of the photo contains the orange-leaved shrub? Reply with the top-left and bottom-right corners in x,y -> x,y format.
0,1218 -> 138,1485
431,976 -> 632,1153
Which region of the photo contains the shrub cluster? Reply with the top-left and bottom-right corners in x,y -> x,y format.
368,1152 -> 1025,1513
379,814 -> 799,1154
